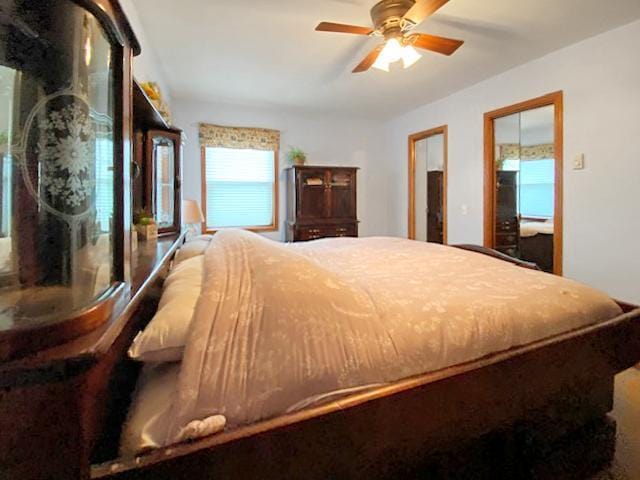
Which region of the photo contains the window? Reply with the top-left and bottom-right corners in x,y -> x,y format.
202,147 -> 277,231
519,159 -> 554,218
95,137 -> 114,233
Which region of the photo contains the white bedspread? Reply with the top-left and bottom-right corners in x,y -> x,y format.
162,229 -> 621,446
521,221 -> 554,238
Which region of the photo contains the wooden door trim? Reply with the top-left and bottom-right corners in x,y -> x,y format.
483,91 -> 563,275
408,125 -> 448,243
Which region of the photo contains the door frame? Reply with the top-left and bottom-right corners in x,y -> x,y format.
408,125 -> 448,242
483,91 -> 563,275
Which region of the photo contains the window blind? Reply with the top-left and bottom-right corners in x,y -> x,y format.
204,147 -> 275,229
520,159 -> 554,218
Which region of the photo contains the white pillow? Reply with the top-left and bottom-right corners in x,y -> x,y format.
129,255 -> 203,362
120,362 -> 180,455
173,235 -> 212,266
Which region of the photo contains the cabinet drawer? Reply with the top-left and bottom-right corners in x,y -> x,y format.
496,220 -> 517,233
330,224 -> 357,237
297,226 -> 325,241
495,232 -> 518,247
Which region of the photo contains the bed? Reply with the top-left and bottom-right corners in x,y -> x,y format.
92,230 -> 640,479
520,220 -> 554,273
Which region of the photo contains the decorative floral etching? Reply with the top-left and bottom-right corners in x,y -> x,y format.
498,143 -> 555,161
36,101 -> 95,208
199,123 -> 280,151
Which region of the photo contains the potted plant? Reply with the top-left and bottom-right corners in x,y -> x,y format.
134,211 -> 158,240
287,147 -> 307,166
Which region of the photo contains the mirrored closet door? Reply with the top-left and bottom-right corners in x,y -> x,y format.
408,126 -> 447,243
484,92 -> 563,274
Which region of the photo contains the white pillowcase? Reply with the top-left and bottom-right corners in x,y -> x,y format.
120,362 -> 180,455
173,235 -> 212,265
129,255 -> 203,362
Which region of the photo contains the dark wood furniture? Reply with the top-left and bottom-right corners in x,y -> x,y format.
286,165 -> 359,241
0,1 -> 185,478
426,171 -> 444,244
0,233 -> 185,479
0,0 -> 140,361
133,83 -> 183,236
495,170 -> 520,258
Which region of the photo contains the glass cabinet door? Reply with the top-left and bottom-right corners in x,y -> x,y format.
147,131 -> 181,234
0,0 -> 119,338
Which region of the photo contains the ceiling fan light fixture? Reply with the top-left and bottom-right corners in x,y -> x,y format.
378,37 -> 403,65
372,57 -> 390,72
401,45 -> 421,69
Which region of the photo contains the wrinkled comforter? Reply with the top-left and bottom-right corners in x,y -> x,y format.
164,229 -> 621,445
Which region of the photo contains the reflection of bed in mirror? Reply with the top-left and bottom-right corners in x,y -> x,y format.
520,220 -> 554,273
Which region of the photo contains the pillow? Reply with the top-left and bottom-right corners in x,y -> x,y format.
173,235 -> 213,266
129,255 -> 203,362
120,362 -> 180,455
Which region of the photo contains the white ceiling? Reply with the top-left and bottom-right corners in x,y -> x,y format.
135,0 -> 640,118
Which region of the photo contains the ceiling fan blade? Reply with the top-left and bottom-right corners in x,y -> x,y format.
409,33 -> 463,56
315,22 -> 373,35
352,44 -> 384,73
402,0 -> 450,26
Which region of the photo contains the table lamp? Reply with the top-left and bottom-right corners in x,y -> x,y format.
182,199 -> 204,239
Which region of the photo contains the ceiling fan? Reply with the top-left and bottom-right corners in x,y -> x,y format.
315,0 -> 464,73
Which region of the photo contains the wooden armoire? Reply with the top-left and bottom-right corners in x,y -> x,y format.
495,170 -> 520,257
426,171 -> 444,244
286,166 -> 359,241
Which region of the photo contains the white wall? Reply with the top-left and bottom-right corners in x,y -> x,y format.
119,0 -> 172,104
383,19 -> 640,303
172,99 -> 390,241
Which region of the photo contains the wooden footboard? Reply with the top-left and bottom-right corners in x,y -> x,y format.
453,244 -> 540,270
93,303 -> 640,480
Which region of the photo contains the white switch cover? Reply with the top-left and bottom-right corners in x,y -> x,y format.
573,153 -> 585,170
461,204 -> 468,215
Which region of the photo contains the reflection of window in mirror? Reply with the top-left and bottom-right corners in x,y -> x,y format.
0,65 -> 16,277
409,126 -> 447,244
154,139 -> 175,228
147,131 -> 181,235
486,93 -> 562,275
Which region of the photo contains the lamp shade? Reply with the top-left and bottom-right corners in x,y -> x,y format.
182,199 -> 204,224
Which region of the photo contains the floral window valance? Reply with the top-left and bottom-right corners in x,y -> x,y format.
498,143 -> 555,161
199,123 -> 280,151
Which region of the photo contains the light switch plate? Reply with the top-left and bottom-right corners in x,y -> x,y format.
573,153 -> 585,170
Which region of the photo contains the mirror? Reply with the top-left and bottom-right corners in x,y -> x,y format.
153,138 -> 175,229
409,127 -> 447,243
146,131 -> 181,235
486,94 -> 562,274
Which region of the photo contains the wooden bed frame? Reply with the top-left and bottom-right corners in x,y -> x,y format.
88,246 -> 640,480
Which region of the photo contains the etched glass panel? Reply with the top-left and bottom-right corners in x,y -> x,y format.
0,0 -> 115,331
